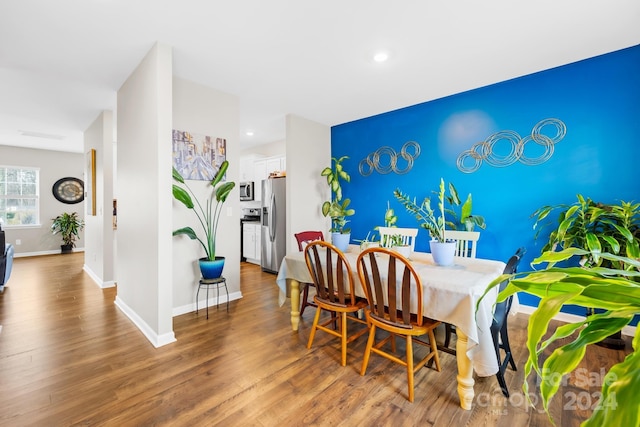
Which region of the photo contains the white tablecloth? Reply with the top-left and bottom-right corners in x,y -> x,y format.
275,245 -> 507,377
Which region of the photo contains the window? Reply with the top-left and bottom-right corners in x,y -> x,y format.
0,166 -> 40,227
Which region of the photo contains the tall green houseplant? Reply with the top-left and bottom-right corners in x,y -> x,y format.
51,211 -> 84,253
321,156 -> 355,234
172,160 -> 235,263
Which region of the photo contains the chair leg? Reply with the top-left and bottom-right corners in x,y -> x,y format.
497,370 -> 510,398
406,335 -> 414,403
360,325 -> 377,376
444,323 -> 452,348
300,283 -> 310,316
340,312 -> 348,366
307,307 -> 322,349
428,329 -> 441,371
500,324 -> 517,371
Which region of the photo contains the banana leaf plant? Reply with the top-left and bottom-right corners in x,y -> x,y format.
172,160 -> 235,261
479,247 -> 640,427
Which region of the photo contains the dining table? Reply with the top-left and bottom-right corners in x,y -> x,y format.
275,244 -> 508,410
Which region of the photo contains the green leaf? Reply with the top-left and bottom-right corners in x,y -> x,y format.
172,167 -> 185,183
585,348 -> 640,427
172,185 -> 194,209
215,181 -> 236,203
172,227 -> 198,239
211,160 -> 229,187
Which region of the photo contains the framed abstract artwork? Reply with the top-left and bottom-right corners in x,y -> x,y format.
172,129 -> 227,181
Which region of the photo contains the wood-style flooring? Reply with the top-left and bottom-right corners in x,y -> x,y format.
0,253 -> 633,426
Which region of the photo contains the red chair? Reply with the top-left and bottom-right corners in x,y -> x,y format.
294,231 -> 324,316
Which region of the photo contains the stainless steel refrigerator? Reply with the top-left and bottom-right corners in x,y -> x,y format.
261,177 -> 286,273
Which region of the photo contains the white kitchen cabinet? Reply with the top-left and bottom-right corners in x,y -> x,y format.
253,156 -> 285,202
266,157 -> 283,175
242,222 -> 261,264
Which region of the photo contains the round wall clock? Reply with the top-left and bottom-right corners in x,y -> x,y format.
52,177 -> 84,204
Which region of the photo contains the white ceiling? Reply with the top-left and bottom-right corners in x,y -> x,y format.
1,0 -> 639,153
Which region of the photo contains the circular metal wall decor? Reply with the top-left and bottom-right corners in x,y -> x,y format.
359,141 -> 421,176
52,177 -> 84,204
456,118 -> 567,173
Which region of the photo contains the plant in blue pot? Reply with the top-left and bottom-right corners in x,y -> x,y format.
321,156 -> 355,253
172,160 -> 236,279
394,178 -> 457,266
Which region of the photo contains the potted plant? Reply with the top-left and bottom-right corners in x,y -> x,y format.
532,195 -> 640,348
321,156 -> 355,252
172,160 -> 236,279
51,212 -> 84,254
445,184 -> 486,232
394,178 -> 456,265
480,247 -> 640,427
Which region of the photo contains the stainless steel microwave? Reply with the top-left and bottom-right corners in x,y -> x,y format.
239,181 -> 254,201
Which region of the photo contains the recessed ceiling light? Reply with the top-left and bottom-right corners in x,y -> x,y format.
246,131 -> 254,136
373,52 -> 389,63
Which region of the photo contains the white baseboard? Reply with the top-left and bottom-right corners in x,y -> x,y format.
82,264 -> 116,288
14,248 -> 85,258
516,304 -> 637,338
114,296 -> 176,348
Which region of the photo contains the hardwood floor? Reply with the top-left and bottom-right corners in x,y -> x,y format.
0,254 -> 633,426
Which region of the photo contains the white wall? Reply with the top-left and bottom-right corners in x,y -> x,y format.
83,111 -> 115,288
285,114 -> 330,253
171,76 -> 241,313
0,146 -> 84,255
115,42 -> 175,347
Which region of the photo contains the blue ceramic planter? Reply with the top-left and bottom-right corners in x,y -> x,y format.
331,232 -> 351,253
429,241 -> 455,266
199,256 -> 225,279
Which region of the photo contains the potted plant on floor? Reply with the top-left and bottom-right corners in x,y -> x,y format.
51,212 -> 84,254
532,195 -> 640,348
481,247 -> 640,427
172,160 -> 236,279
394,178 -> 456,265
321,156 -> 355,252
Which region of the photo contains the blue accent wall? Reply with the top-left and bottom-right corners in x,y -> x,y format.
331,45 -> 640,321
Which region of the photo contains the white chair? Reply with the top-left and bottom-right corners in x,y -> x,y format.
377,227 -> 418,252
444,230 -> 480,258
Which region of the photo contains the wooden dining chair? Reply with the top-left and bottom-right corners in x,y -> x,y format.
441,229 -> 481,352
493,247 -> 524,397
304,240 -> 369,366
294,230 -> 324,316
357,247 -> 441,402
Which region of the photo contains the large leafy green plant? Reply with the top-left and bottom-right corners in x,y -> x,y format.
321,156 -> 355,234
51,211 -> 84,247
532,195 -> 640,268
172,160 -> 235,261
481,248 -> 640,427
